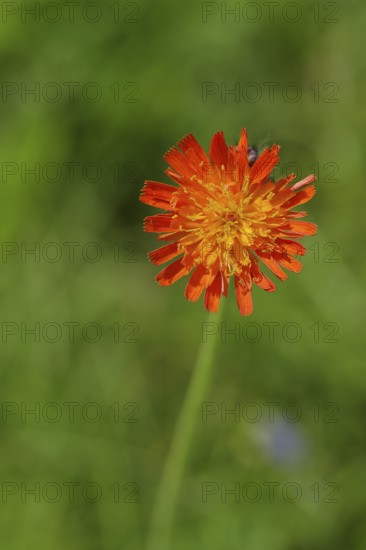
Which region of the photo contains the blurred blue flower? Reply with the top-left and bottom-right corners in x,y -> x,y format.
254,418 -> 309,467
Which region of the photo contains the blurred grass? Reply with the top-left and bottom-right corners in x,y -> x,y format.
0,0 -> 365,548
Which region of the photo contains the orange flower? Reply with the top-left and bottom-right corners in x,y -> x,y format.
140,130 -> 317,315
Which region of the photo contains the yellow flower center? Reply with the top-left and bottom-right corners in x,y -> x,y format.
176,180 -> 283,277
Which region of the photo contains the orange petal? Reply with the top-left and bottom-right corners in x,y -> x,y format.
291,174 -> 316,191
178,134 -> 210,166
164,147 -> 195,178
278,231 -> 306,238
236,128 -> 250,186
275,174 -> 297,190
156,258 -> 189,286
288,221 -> 317,236
209,132 -> 228,168
237,128 -> 248,154
165,168 -> 212,198
221,274 -> 229,297
204,270 -> 223,313
274,253 -> 303,273
158,230 -> 186,242
226,146 -> 238,182
234,276 -> 253,316
275,238 -> 306,256
250,260 -> 276,292
140,181 -> 177,210
144,214 -> 173,233
185,265 -> 216,302
257,252 -> 288,281
287,211 -> 307,218
148,242 -> 180,265
237,266 -> 252,291
284,185 -> 316,208
249,181 -> 276,202
270,187 -> 294,207
250,145 -> 280,185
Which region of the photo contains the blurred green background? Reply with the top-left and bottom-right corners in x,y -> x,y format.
0,0 -> 365,548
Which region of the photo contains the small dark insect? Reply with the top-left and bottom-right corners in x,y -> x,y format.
247,145 -> 258,167
233,135 -> 268,166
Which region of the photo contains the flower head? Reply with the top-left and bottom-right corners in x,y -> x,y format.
140,130 -> 317,315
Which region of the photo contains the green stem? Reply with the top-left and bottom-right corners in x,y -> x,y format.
146,305 -> 224,550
